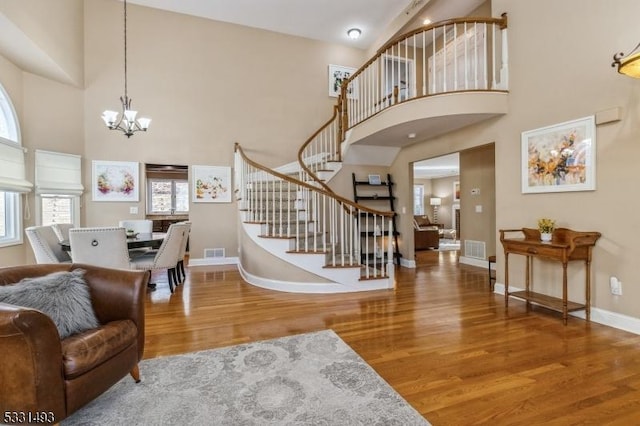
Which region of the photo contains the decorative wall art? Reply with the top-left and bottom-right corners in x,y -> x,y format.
328,64 -> 358,98
92,160 -> 139,201
192,165 -> 231,203
521,116 -> 596,193
453,181 -> 460,202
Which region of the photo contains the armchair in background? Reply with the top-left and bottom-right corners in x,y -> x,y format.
413,215 -> 441,250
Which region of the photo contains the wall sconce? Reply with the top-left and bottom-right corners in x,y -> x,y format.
612,42 -> 640,78
430,197 -> 441,223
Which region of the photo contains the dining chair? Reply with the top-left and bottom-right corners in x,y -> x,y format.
176,221 -> 191,283
25,226 -> 72,264
118,219 -> 154,257
51,223 -> 74,243
130,222 -> 187,293
68,227 -> 132,270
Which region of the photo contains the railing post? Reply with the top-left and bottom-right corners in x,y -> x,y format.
498,13 -> 509,90
387,219 -> 395,288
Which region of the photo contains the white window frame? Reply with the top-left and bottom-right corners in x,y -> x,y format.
0,82 -> 24,247
413,184 -> 425,216
36,194 -> 81,227
146,178 -> 189,215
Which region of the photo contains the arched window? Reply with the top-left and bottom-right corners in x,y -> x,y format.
0,82 -> 29,247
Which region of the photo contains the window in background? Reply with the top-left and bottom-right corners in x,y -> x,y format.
0,83 -> 29,247
39,195 -> 76,226
145,164 -> 189,215
413,184 -> 424,215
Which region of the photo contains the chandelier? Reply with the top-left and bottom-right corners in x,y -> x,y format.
101,0 -> 151,137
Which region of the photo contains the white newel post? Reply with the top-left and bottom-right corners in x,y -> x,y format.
387,219 -> 395,289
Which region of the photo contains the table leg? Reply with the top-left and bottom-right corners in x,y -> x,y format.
585,259 -> 591,322
525,256 -> 531,311
504,252 -> 509,309
562,261 -> 568,325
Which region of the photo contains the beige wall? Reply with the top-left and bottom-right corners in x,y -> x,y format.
459,144 -> 495,255
0,0 -> 84,86
80,0 -> 366,261
392,0 -> 640,318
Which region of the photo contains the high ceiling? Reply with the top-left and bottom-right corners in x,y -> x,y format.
127,0 -> 486,50
127,0 -> 415,49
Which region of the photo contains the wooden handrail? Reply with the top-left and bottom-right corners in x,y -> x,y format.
297,105 -> 339,194
235,143 -> 393,218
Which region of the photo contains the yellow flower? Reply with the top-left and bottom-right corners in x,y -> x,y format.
537,218 -> 555,233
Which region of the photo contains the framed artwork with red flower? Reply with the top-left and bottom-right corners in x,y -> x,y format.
92,160 -> 139,201
521,115 -> 596,194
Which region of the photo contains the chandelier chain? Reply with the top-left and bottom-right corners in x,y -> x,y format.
123,0 -> 128,100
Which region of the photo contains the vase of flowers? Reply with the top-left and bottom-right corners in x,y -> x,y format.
538,218 -> 555,242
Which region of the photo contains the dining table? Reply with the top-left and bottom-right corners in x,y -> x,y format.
59,232 -> 166,252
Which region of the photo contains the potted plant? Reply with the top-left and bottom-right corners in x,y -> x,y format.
537,218 -> 555,242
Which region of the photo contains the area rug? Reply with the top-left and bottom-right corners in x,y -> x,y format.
63,330 -> 429,425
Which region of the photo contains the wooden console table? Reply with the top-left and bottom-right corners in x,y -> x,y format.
499,227 -> 601,325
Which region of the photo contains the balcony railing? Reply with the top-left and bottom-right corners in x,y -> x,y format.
340,15 -> 508,137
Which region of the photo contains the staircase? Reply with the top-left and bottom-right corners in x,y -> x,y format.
234,15 -> 509,293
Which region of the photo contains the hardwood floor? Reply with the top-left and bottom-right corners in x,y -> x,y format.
144,251 -> 640,425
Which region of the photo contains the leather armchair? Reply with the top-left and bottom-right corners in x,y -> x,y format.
414,215 -> 442,250
0,264 -> 149,423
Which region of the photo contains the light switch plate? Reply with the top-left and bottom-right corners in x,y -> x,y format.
130,206 -> 138,214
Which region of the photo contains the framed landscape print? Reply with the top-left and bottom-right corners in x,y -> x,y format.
192,165 -> 232,203
521,116 -> 596,193
92,160 -> 139,202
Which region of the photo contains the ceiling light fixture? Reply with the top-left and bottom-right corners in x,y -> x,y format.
423,18 -> 432,26
102,0 -> 151,138
347,28 -> 362,40
612,41 -> 640,78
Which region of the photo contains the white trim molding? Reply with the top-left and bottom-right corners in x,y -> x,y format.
493,282 -> 640,335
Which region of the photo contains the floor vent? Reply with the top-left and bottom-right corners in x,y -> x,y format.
464,240 -> 486,259
204,248 -> 225,258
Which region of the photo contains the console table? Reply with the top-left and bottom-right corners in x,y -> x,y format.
499,227 -> 601,325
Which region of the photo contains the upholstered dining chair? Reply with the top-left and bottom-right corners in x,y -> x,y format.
118,220 -> 154,258
130,222 -> 187,293
25,225 -> 72,264
68,227 -> 132,270
118,219 -> 153,234
176,221 -> 191,283
51,223 -> 74,243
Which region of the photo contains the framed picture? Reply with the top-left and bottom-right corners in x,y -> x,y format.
521,116 -> 596,193
368,174 -> 381,185
92,160 -> 139,202
328,64 -> 358,98
192,165 -> 232,203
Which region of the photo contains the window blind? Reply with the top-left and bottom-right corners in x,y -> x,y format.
35,149 -> 84,196
0,139 -> 32,193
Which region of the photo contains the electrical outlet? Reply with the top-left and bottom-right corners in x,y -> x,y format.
129,206 -> 138,214
610,276 -> 623,295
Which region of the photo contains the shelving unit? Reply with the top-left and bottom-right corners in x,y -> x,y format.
352,173 -> 401,266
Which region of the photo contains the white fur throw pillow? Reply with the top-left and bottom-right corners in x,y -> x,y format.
0,269 -> 99,339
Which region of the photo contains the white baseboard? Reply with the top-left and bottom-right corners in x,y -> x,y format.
493,282 -> 640,335
400,257 -> 416,268
188,256 -> 239,266
459,256 -> 490,268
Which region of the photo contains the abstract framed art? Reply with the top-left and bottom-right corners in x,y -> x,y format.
328,64 -> 358,98
192,165 -> 232,203
92,160 -> 139,202
521,115 -> 596,193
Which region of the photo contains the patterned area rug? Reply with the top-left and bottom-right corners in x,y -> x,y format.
64,330 -> 429,425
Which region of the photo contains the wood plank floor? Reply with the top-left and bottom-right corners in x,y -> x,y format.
143,251 -> 640,425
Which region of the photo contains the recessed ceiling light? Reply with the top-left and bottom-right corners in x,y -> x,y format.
408,133 -> 416,139
423,18 -> 432,25
347,28 -> 362,40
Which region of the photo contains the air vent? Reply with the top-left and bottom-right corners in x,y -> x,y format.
204,248 -> 225,258
464,240 -> 486,259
